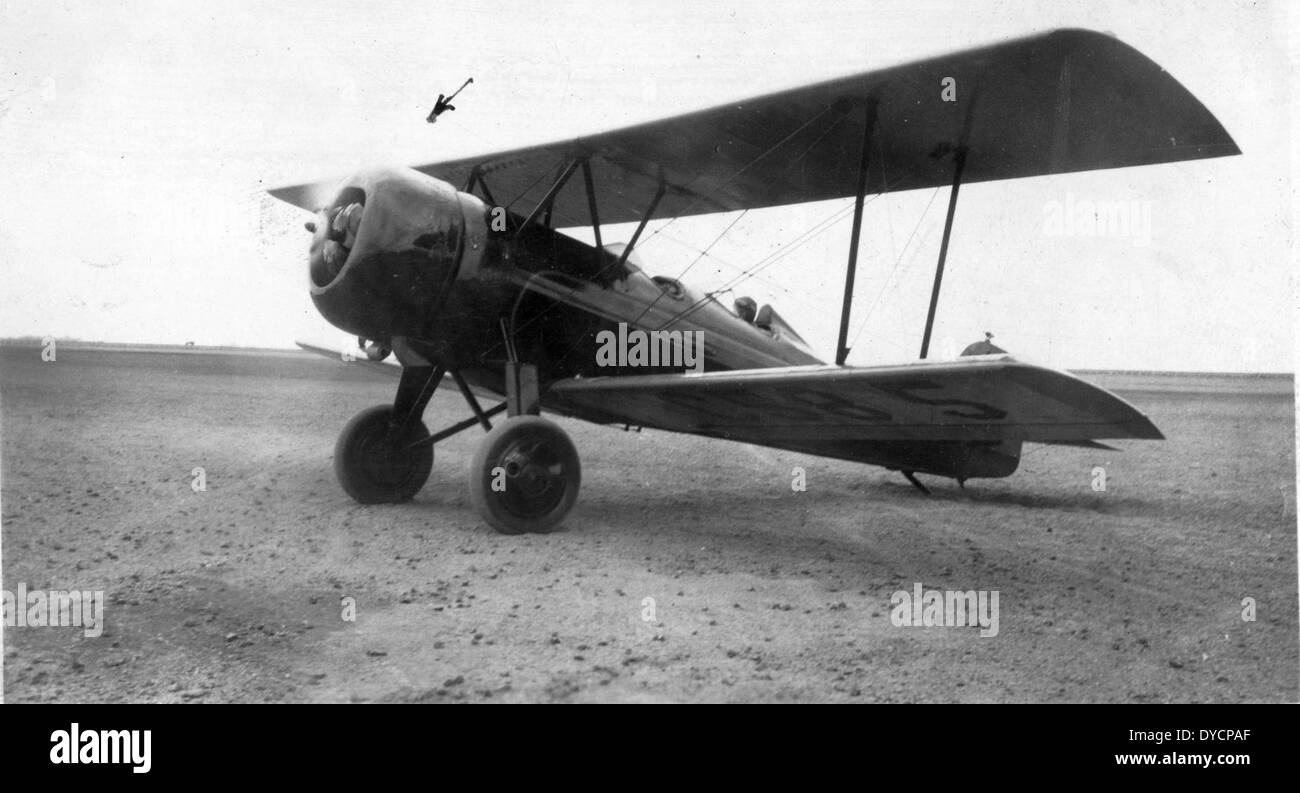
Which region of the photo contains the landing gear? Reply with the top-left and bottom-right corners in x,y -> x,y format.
330,359 -> 580,534
900,470 -> 964,494
334,405 -> 433,503
334,363 -> 443,503
467,415 -> 581,535
901,470 -> 931,495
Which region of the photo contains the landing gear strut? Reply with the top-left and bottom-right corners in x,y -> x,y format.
467,362 -> 579,534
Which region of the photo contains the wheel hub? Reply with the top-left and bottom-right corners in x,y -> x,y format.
498,438 -> 566,515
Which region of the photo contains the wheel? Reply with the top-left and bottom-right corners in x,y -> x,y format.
334,405 -> 433,504
468,416 -> 580,534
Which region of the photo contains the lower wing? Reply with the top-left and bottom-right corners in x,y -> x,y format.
544,355 -> 1160,478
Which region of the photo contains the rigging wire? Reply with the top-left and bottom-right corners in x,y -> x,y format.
635,106 -> 838,248
649,202 -> 858,330
624,109 -> 851,324
636,229 -> 841,323
503,157 -> 570,212
629,209 -> 749,327
652,185 -> 907,332
845,186 -> 942,357
486,105 -> 843,352
634,229 -> 802,300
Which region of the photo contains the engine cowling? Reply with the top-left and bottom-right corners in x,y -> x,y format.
306,167 -> 491,344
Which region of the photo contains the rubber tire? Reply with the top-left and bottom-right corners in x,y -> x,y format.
468,416 -> 581,535
334,405 -> 433,504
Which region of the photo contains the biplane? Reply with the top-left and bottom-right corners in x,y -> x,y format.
270,29 -> 1238,534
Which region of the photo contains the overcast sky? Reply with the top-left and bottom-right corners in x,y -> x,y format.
0,0 -> 1292,371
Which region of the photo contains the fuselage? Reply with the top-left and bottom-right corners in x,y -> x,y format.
305,167 -> 820,409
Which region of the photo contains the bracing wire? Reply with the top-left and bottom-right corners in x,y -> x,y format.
488,104 -> 844,353
652,186 -> 906,331
629,209 -> 749,327
846,186 -> 942,356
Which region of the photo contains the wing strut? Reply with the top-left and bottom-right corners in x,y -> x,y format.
919,88 -> 978,359
496,154 -> 636,278
462,166 -> 498,206
834,96 -> 879,366
613,179 -> 667,272
581,159 -> 603,270
517,159 -> 581,236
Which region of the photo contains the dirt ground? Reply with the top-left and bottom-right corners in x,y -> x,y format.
2,344 -> 1296,702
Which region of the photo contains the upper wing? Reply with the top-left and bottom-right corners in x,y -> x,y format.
270,28 -> 1238,220
544,355 -> 1162,444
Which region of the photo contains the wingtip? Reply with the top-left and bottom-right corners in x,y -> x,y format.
1128,416 -> 1165,441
